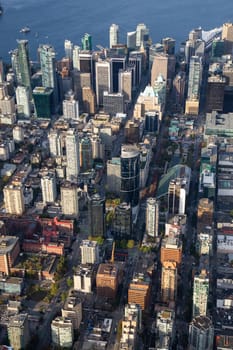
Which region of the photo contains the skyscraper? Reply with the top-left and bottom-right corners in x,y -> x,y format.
120,145 -> 140,207
112,202 -> 132,239
48,130 -> 62,157
127,31 -> 137,50
88,194 -> 105,237
193,270 -> 209,318
79,136 -> 93,171
38,44 -> 59,109
109,24 -> 119,48
161,261 -> 177,303
188,316 -> 214,350
65,128 -> 80,182
16,40 -> 32,96
95,60 -> 111,107
15,86 -> 30,118
81,33 -> 92,51
41,173 -> 57,204
187,56 -> 202,100
33,86 -> 53,119
136,23 -> 149,47
146,198 -> 159,238
222,22 -> 233,54
62,91 -> 79,120
118,69 -> 133,103
60,182 -> 79,217
3,184 -> 25,215
64,39 -> 73,59
110,56 -> 126,93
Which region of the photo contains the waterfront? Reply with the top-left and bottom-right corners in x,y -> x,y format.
0,0 -> 233,61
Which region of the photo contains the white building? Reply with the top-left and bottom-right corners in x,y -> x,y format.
41,173 -> 57,204
156,309 -> 174,350
3,184 -> 25,215
146,198 -> 159,237
80,240 -> 99,264
48,130 -> 62,157
136,23 -> 149,47
15,86 -> 30,118
109,24 -> 119,48
51,317 -> 73,349
65,128 -> 80,182
64,39 -> 73,59
13,126 -> 24,143
60,182 -> 78,217
73,265 -> 93,293
63,92 -> 79,120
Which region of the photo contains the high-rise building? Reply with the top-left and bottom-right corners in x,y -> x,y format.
65,128 -> 80,182
162,37 -> 176,55
206,75 -> 226,112
38,44 -> 59,109
124,120 -> 140,144
136,23 -> 149,47
81,33 -> 92,51
91,135 -> 105,160
120,145 -> 140,207
82,86 -> 96,114
112,202 -> 132,239
63,92 -> 79,119
16,40 -> 32,96
160,236 -> 182,265
129,52 -> 143,87
119,69 -> 133,103
188,316 -> 214,350
168,178 -> 186,215
193,270 -> 209,318
51,317 -> 73,349
161,261 -> 177,303
211,38 -> 225,58
151,53 -> 176,87
109,24 -> 119,48
0,236 -> 20,275
8,313 -> 30,350
60,182 -> 78,217
187,56 -> 202,100
88,193 -> 105,237
79,136 -> 93,171
41,173 -> 57,204
222,22 -> 233,54
3,184 -> 25,215
96,263 -> 119,299
146,198 -> 159,238
33,86 -> 53,119
13,126 -> 24,143
156,309 -> 175,350
72,45 -> 80,70
62,296 -> 82,330
74,264 -> 94,293
80,240 -> 99,264
172,72 -> 186,111
15,86 -> 30,118
145,111 -> 160,133
48,130 -> 62,157
128,273 -> 151,311
64,39 -> 73,59
110,56 -> 126,93
127,31 -> 137,50
95,60 -> 111,107
106,157 -> 121,194
103,91 -> 124,115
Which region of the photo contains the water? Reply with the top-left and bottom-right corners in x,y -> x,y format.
0,0 -> 232,62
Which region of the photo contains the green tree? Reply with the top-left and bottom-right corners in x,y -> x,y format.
50,282 -> 59,297
127,240 -> 134,249
66,277 -> 73,288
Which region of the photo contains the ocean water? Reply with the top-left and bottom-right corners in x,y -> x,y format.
0,0 -> 232,62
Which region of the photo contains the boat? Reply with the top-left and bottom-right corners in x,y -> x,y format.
20,26 -> 31,33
